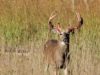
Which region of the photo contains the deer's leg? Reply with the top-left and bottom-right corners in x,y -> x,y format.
63,59 -> 70,75
64,67 -> 68,75
43,55 -> 50,74
44,63 -> 49,72
51,65 -> 59,75
55,68 -> 59,75
63,64 -> 71,75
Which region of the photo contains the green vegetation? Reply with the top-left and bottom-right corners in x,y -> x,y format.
0,0 -> 100,75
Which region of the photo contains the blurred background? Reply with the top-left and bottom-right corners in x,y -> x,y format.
0,0 -> 100,75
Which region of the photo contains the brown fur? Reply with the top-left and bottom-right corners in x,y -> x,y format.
43,12 -> 83,75
43,40 -> 67,68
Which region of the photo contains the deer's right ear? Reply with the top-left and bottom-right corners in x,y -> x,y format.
51,23 -> 62,34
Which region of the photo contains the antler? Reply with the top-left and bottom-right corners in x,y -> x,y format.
48,11 -> 57,31
75,12 -> 83,29
66,12 -> 83,33
48,12 -> 83,34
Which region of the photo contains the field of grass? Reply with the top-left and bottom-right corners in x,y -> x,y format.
0,0 -> 100,75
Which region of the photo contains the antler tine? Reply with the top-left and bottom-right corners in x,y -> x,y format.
49,11 -> 57,22
75,12 -> 83,29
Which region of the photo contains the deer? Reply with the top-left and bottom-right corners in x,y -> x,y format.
43,11 -> 83,75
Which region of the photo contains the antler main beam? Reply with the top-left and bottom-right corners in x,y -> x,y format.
67,12 -> 83,33
75,12 -> 83,29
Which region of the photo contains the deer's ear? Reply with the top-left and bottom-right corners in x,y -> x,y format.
56,23 -> 61,32
55,23 -> 63,35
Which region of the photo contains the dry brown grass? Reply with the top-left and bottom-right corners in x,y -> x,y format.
0,0 -> 100,75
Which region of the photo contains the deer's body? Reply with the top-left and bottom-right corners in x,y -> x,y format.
44,39 -> 69,69
43,12 -> 83,75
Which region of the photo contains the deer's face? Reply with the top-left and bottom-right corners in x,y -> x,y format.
58,31 -> 70,45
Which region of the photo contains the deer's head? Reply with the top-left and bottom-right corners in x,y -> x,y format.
48,11 -> 83,44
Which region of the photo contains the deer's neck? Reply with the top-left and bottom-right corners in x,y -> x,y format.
63,33 -> 70,54
63,34 -> 70,45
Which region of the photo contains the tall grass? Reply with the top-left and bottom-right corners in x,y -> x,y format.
0,0 -> 100,75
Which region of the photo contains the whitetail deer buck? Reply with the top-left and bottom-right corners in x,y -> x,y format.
43,12 -> 83,75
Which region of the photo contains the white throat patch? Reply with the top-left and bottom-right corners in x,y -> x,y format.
60,41 -> 65,46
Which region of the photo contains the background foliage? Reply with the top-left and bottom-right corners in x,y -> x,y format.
0,0 -> 100,75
